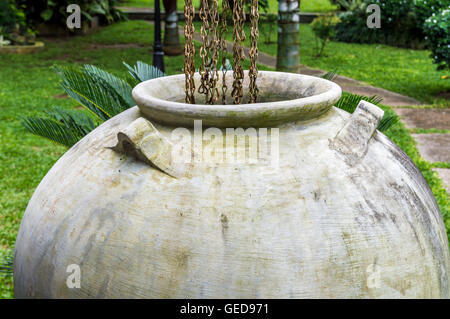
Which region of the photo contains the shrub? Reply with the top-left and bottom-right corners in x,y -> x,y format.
0,0 -> 36,45
14,0 -> 125,29
334,0 -> 425,49
414,0 -> 449,27
330,0 -> 363,11
330,0 -> 362,11
311,14 -> 341,57
422,6 -> 450,69
0,1 -> 24,33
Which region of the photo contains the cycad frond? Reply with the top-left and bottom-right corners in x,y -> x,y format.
47,108 -> 97,137
21,108 -> 96,147
335,92 -> 383,114
0,253 -> 13,278
378,112 -> 399,132
335,92 -> 398,132
54,66 -> 129,121
24,62 -> 166,148
123,61 -> 165,86
83,64 -> 135,108
321,70 -> 338,82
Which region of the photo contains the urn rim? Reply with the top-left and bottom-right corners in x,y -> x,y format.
132,71 -> 342,127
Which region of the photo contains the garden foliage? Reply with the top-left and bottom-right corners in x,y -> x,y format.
14,0 -> 125,27
0,0 -> 34,45
335,0 -> 424,49
0,0 -> 124,43
334,0 -> 449,67
311,14 -> 341,57
422,5 -> 450,69
21,62 -> 165,147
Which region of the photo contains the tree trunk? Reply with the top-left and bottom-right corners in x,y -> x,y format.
163,0 -> 183,56
276,0 -> 300,72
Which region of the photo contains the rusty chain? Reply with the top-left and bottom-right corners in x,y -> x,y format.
232,0 -> 246,105
248,0 -> 259,103
198,0 -> 221,104
184,0 -> 259,105
198,0 -> 210,102
184,0 -> 196,104
219,0 -> 230,104
209,0 -> 220,104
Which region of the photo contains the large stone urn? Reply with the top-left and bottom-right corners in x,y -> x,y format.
14,71 -> 450,298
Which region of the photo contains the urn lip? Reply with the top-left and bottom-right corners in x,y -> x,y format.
132,71 -> 342,127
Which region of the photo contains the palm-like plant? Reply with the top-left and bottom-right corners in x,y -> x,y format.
336,92 -> 399,131
22,109 -> 96,147
322,71 -> 398,132
123,61 -> 165,87
21,61 -> 165,147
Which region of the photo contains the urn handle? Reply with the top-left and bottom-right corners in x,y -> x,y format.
330,100 -> 384,162
111,117 -> 191,178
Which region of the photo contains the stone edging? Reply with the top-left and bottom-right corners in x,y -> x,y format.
0,41 -> 45,54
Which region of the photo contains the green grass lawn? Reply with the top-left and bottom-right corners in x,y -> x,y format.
120,0 -> 337,13
0,20 -> 448,298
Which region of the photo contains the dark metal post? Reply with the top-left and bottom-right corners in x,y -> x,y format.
153,0 -> 165,73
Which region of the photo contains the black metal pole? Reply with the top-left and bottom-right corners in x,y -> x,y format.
153,0 -> 165,73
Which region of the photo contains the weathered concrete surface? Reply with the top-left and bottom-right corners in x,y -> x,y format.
14,73 -> 450,299
433,168 -> 450,195
412,134 -> 450,163
133,71 -> 342,127
395,108 -> 450,130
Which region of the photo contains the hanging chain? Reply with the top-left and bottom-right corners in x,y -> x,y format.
184,0 -> 196,104
209,0 -> 221,104
248,0 -> 259,103
198,0 -> 210,102
219,0 -> 230,104
232,0 -> 246,105
184,0 -> 260,105
198,0 -> 221,104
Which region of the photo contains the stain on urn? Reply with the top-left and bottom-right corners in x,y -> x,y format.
14,72 -> 449,298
